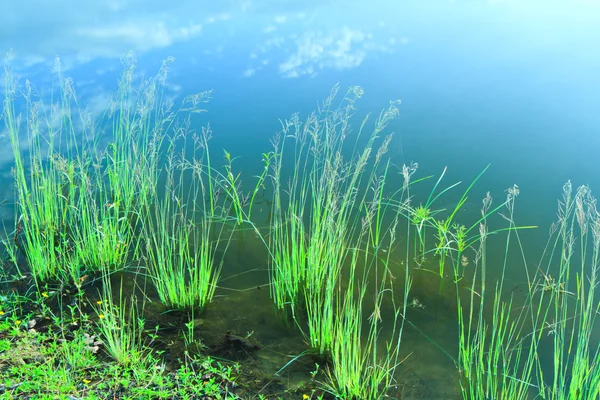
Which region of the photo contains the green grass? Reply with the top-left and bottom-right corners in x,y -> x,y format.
233,86 -> 417,399
416,177 -> 600,399
3,58 -> 83,284
451,187 -> 535,399
530,183 -> 600,399
265,86 -> 400,357
0,311 -> 240,399
93,273 -> 149,368
321,213 -> 411,399
141,130 -> 233,312
2,53 -> 160,286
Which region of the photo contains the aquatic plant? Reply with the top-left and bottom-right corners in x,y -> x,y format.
321,163 -> 414,400
5,52 -> 600,400
449,181 -> 600,400
217,85 -> 412,397
530,183 -> 600,399
3,55 -> 87,284
389,167 -> 541,399
401,165 -> 490,285
234,86 -> 422,400
453,186 -> 537,399
267,85 -> 400,356
141,128 -> 234,312
1,52 -> 176,286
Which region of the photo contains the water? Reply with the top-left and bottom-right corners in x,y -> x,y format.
2,1 -> 600,399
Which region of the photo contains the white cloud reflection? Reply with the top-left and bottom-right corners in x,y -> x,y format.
1,0 -> 599,79
278,28 -> 370,78
2,0 -> 409,77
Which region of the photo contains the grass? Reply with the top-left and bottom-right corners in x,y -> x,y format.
236,86 -> 418,399
412,175 -> 600,399
530,183 -> 600,399
93,273 -> 149,368
0,305 -> 241,399
451,186 -> 536,399
141,128 -> 233,312
3,58 -> 84,284
265,85 -> 400,357
1,52 -> 160,286
321,204 -> 411,399
396,168 -> 541,399
2,53 -> 600,400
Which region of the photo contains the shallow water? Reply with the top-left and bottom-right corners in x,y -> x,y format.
0,153 -> 560,399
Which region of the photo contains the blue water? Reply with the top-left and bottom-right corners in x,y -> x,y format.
1,1 -> 599,398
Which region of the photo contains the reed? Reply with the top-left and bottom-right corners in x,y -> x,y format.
141,127 -> 234,312
3,55 -> 93,284
450,181 -> 600,399
267,85 -> 400,356
529,183 -> 600,399
453,186 -> 538,399
321,161 -> 415,399
1,52 -> 177,286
